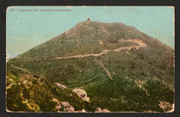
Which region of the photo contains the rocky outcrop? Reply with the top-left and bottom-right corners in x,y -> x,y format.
95,107 -> 110,112
52,98 -> 75,112
72,88 -> 90,102
52,98 -> 88,112
81,109 -> 86,112
158,101 -> 173,112
55,83 -> 67,89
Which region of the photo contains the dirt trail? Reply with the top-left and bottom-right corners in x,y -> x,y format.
10,39 -> 147,62
9,39 -> 147,81
114,39 -> 147,51
10,22 -> 147,62
96,61 -> 113,80
53,49 -> 110,60
99,24 -> 112,38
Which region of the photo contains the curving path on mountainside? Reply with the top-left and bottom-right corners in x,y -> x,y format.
10,39 -> 147,62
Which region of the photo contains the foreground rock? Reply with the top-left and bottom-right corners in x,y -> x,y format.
72,88 -> 90,102
159,101 -> 173,112
95,107 -> 110,112
52,98 -> 75,112
52,98 -> 87,112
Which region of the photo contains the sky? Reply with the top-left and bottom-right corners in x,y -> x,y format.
6,6 -> 174,58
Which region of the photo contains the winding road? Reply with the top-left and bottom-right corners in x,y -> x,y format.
10,39 -> 147,62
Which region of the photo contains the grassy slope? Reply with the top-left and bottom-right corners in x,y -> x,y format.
7,21 -> 175,112
6,63 -> 96,112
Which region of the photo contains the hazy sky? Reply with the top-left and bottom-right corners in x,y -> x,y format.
6,6 -> 174,57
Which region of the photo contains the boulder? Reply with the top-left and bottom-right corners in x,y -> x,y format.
95,107 -> 110,112
72,88 -> 90,102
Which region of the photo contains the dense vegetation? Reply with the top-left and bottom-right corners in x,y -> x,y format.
7,21 -> 174,112
6,63 -> 96,112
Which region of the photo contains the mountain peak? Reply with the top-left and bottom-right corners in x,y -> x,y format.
7,20 -> 175,112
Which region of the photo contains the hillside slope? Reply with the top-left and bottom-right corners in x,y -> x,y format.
7,20 -> 175,112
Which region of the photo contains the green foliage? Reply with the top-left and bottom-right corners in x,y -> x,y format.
144,80 -> 174,104
7,21 -> 174,112
7,85 -> 29,111
6,64 -> 97,112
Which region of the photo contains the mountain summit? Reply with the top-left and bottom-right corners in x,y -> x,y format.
7,20 -> 174,112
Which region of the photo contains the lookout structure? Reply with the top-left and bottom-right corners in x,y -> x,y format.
87,18 -> 90,22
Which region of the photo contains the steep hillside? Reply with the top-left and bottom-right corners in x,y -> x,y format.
7,20 -> 174,112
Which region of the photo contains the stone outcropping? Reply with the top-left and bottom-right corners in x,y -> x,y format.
95,107 -> 110,112
72,88 -> 90,102
52,98 -> 75,112
159,101 -> 173,112
52,98 -> 87,112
